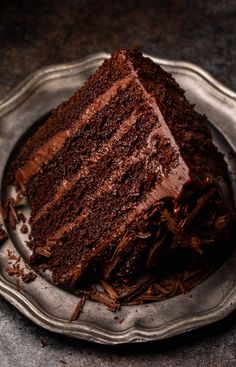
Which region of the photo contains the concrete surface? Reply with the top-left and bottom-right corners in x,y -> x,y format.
0,0 -> 236,366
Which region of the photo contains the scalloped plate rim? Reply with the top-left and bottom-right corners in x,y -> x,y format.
0,53 -> 236,344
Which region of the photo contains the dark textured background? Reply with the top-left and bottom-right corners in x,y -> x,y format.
0,0 -> 236,366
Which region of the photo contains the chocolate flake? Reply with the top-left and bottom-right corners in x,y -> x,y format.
6,251 -> 36,284
35,247 -> 51,258
21,271 -> 37,283
146,236 -> 166,268
136,231 -> 151,239
89,290 -> 119,312
69,295 -> 86,322
180,187 -> 216,229
153,283 -> 170,295
118,275 -> 153,303
5,266 -> 21,276
3,196 -> 26,229
101,280 -> 119,300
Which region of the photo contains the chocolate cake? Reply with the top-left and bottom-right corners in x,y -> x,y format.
7,49 -> 235,306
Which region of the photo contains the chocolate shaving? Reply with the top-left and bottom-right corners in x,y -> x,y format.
146,236 -> 166,268
6,251 -> 36,284
9,198 -> 18,222
5,266 -> 20,275
69,295 -> 86,322
125,298 -> 145,305
183,269 -> 201,281
7,249 -> 12,257
140,294 -> 165,301
136,231 -> 151,239
172,235 -> 202,254
21,271 -> 37,283
118,274 -> 153,303
101,280 -> 119,300
105,235 -> 133,278
35,247 -> 51,258
89,290 -> 119,312
2,196 -> 26,229
213,215 -> 228,233
153,283 -> 170,295
161,209 -> 180,235
15,255 -> 21,264
180,187 -> 216,229
177,279 -> 185,294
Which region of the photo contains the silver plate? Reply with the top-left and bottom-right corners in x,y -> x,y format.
0,53 -> 236,345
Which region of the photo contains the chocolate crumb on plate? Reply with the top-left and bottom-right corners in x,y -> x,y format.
0,224 -> 7,244
40,338 -> 48,348
21,271 -> 37,283
6,250 -> 37,283
18,212 -> 26,223
69,295 -> 86,322
20,224 -> 28,234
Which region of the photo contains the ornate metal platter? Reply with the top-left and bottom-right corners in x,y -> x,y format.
0,53 -> 235,344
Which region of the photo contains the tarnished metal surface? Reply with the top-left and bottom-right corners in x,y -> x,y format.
0,54 -> 235,344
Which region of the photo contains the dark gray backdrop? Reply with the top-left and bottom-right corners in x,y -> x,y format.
0,1 -> 235,366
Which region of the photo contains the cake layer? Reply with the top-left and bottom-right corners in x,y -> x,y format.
30,112 -> 153,239
10,55 -> 134,179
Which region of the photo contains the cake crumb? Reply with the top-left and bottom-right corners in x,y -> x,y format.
18,212 -> 26,223
40,338 -> 48,348
20,224 -> 28,234
6,251 -> 37,284
0,224 -> 8,243
8,254 -> 18,261
21,271 -> 37,283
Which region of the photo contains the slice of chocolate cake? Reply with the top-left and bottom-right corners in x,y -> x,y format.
8,49 -> 235,305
